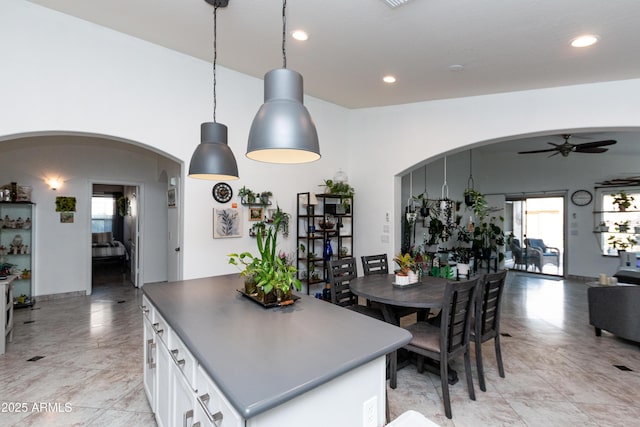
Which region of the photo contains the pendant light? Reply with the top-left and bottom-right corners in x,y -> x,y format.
464,149 -> 475,206
189,0 -> 239,180
246,0 -> 320,164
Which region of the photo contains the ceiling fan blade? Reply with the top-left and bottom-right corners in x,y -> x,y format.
574,139 -> 617,149
574,147 -> 609,154
518,148 -> 558,154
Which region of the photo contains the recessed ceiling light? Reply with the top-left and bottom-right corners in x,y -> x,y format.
292,30 -> 308,41
571,35 -> 599,48
383,75 -> 397,84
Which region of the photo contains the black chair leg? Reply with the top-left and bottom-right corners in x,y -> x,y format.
494,335 -> 505,378
464,348 -> 476,401
441,358 -> 452,419
475,337 -> 486,392
389,350 -> 397,389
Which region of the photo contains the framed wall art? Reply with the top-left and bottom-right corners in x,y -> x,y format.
249,207 -> 264,222
213,208 -> 242,238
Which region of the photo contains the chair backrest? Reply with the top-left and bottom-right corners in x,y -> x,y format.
361,254 -> 389,276
441,278 -> 479,354
327,258 -> 358,307
525,238 -> 546,252
475,270 -> 508,339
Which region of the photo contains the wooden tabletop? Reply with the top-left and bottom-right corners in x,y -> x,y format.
349,274 -> 449,310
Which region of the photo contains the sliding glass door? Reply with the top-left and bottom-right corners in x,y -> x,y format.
506,194 -> 565,276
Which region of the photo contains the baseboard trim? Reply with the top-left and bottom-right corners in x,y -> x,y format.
35,290 -> 86,301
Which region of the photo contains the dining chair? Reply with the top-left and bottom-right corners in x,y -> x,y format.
395,277 -> 479,419
327,258 -> 385,320
361,254 -> 389,275
472,270 -> 508,392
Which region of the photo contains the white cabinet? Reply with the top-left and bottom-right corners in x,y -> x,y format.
194,365 -> 242,427
140,296 -> 156,409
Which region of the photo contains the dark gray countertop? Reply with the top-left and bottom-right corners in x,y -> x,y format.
143,274 -> 412,419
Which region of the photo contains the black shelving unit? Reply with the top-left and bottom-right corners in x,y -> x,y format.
296,193 -> 353,295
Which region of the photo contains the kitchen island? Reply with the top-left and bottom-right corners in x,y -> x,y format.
141,274 -> 411,427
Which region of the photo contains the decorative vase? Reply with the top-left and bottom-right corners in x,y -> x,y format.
457,263 -> 470,278
407,271 -> 418,284
395,274 -> 410,285
324,239 -> 333,261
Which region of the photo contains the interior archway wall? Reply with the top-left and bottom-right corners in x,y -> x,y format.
347,79 -> 640,279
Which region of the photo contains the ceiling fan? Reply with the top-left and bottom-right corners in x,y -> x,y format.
518,134 -> 617,157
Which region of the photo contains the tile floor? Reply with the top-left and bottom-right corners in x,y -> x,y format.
2,270 -> 640,426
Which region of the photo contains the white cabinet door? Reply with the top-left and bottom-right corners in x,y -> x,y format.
155,335 -> 172,427
142,316 -> 156,409
195,365 -> 243,427
172,366 -> 197,427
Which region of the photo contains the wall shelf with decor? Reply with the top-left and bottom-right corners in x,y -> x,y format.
0,202 -> 35,308
592,187 -> 640,254
296,193 -> 353,295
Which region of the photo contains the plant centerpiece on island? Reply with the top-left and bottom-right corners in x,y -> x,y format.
228,207 -> 301,304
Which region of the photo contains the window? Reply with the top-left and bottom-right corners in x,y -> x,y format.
599,189 -> 640,255
91,196 -> 116,233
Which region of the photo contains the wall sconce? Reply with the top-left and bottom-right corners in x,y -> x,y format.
47,178 -> 62,191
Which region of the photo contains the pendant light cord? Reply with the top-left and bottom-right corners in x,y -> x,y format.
282,0 -> 287,69
468,149 -> 474,189
213,5 -> 218,122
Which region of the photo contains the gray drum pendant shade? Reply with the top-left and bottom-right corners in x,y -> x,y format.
189,122 -> 238,180
188,0 -> 239,180
247,68 -> 320,163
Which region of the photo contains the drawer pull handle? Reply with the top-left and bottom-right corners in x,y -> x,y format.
183,408 -> 194,427
152,323 -> 164,336
197,393 -> 223,426
138,304 -> 149,314
146,339 -> 156,369
170,349 -> 186,367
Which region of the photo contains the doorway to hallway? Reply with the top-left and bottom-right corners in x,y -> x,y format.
505,194 -> 565,276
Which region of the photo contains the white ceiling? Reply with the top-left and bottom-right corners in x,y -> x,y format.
25,0 -> 640,109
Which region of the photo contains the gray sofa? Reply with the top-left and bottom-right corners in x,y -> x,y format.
588,285 -> 640,342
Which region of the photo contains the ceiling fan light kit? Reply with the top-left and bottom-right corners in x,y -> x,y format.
518,134 -> 617,157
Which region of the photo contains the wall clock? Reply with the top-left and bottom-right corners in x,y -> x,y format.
212,182 -> 233,203
571,189 -> 593,206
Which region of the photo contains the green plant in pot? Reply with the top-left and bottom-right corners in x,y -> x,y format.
469,191 -> 505,263
238,186 -> 256,204
229,207 -> 301,303
611,191 -> 636,211
608,235 -> 637,251
321,179 -> 355,211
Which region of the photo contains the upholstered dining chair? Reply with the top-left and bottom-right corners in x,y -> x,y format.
361,254 -> 389,275
327,258 -> 385,321
395,278 -> 479,419
472,270 -> 508,392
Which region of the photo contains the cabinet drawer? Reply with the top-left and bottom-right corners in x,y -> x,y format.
168,329 -> 197,390
152,310 -> 169,345
195,365 -> 242,427
139,295 -> 153,321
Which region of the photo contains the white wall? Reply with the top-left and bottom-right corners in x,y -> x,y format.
0,1 -> 350,295
0,137 -> 172,296
348,80 -> 640,278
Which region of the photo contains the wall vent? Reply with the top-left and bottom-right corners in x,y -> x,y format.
382,0 -> 413,9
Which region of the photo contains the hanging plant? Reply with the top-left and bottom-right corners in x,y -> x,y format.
117,196 -> 130,216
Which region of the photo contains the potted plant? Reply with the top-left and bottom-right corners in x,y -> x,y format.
260,191 -> 272,205
597,221 -> 609,232
412,193 -> 431,217
615,220 -> 630,233
321,179 -> 355,212
452,247 -> 472,277
607,235 -> 638,252
611,191 -> 636,211
238,186 -> 256,204
464,188 -> 483,208
393,252 -> 417,285
229,207 -> 301,303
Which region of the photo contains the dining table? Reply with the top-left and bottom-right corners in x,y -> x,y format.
349,273 -> 460,386
349,274 -> 449,325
